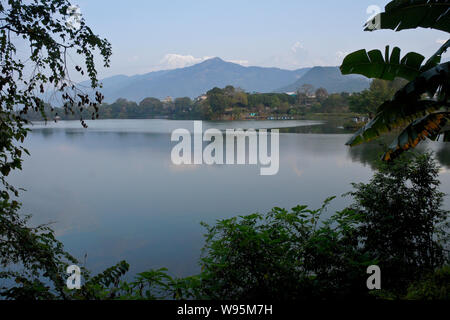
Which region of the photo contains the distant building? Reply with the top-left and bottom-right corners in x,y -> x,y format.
352,116 -> 368,123
162,96 -> 173,103
195,95 -> 207,102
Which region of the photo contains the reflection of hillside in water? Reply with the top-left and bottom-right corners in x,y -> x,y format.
347,139 -> 387,170
436,145 -> 450,169
280,121 -> 354,134
34,120 -> 450,171
283,122 -> 450,171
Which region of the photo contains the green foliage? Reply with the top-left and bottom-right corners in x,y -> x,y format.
317,93 -> 349,113
341,46 -> 426,81
23,86 -> 300,120
341,0 -> 450,161
196,197 -> 375,300
0,197 -> 77,299
315,87 -> 328,102
383,112 -> 448,161
205,86 -> 295,118
405,266 -> 450,300
74,262 -> 201,300
70,264 -> 203,300
174,97 -> 193,114
348,78 -> 408,116
0,0 -> 111,299
23,85 -> 357,120
348,153 -> 449,295
347,63 -> 450,151
365,0 -> 450,33
75,261 -> 130,300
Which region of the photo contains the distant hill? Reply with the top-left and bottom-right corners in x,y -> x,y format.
91,58 -> 311,103
77,59 -> 370,104
276,66 -> 370,94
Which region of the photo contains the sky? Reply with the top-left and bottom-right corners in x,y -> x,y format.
71,0 -> 450,80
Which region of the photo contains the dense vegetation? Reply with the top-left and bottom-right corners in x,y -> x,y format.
25,85 -> 366,121
0,0 -> 111,300
341,0 -> 450,161
348,78 -> 408,117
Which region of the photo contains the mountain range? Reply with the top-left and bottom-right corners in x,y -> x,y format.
276,66 -> 371,94
87,57 -> 370,103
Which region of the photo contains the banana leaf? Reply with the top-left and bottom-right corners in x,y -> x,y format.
346,100 -> 443,147
346,62 -> 450,146
364,0 -> 450,33
341,46 -> 425,81
383,112 -> 450,161
421,39 -> 450,72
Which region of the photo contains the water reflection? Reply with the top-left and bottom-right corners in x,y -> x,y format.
346,133 -> 450,170
436,145 -> 450,169
286,122 -> 450,170
280,121 -> 354,134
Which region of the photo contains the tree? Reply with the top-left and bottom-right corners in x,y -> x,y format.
207,87 -> 228,115
299,84 -> 314,97
341,0 -> 450,161
348,153 -> 448,296
296,84 -> 314,106
320,93 -> 349,113
349,78 -> 407,117
174,97 -> 192,112
315,87 -> 328,102
277,101 -> 289,114
232,91 -> 248,107
0,0 -> 111,299
140,97 -> 163,115
404,266 -> 450,300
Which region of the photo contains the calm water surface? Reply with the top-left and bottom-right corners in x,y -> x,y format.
9,119 -> 450,277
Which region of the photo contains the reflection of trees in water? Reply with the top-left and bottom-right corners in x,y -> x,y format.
63,130 -> 85,141
33,123 -> 450,170
347,138 -> 387,170
284,124 -> 450,170
435,144 -> 450,169
286,121 -> 450,170
280,122 -> 354,134
34,128 -> 55,138
347,133 -> 450,170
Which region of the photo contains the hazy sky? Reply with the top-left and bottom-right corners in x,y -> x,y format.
72,0 -> 449,79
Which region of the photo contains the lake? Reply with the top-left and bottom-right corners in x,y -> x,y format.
9,119 -> 450,278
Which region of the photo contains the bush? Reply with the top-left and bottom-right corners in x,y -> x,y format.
196,198 -> 374,300
405,266 -> 450,300
348,153 -> 449,296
